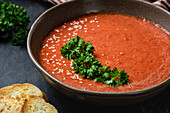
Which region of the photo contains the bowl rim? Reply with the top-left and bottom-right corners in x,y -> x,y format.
27,0 -> 170,96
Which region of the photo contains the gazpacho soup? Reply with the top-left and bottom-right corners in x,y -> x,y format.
39,13 -> 170,92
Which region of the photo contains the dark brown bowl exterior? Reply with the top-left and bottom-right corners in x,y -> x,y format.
27,0 -> 170,105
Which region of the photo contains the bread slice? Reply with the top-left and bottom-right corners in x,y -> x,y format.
23,96 -> 58,113
0,83 -> 48,102
0,83 -> 58,113
0,96 -> 25,113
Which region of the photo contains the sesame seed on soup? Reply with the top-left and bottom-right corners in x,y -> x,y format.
39,13 -> 170,92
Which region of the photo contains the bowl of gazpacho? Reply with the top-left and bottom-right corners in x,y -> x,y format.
27,0 -> 170,105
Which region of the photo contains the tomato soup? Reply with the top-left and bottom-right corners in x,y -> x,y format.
39,14 -> 170,92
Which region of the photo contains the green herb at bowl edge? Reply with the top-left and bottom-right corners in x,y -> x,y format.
0,2 -> 30,46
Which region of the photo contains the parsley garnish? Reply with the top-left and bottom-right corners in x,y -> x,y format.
0,2 -> 30,45
60,36 -> 129,87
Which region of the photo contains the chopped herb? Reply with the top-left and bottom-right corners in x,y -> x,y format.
0,2 -> 30,45
60,36 -> 129,87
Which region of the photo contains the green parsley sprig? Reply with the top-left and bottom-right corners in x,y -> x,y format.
60,36 -> 129,87
0,2 -> 30,45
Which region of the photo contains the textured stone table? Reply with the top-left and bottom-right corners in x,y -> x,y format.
0,0 -> 169,113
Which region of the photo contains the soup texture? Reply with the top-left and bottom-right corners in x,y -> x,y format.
39,14 -> 170,92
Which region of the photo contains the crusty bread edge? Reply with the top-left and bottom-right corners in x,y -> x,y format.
0,83 -> 49,101
22,96 -> 58,113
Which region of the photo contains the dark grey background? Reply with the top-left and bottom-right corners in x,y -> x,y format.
0,0 -> 169,113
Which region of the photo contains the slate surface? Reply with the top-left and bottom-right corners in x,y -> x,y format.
0,0 -> 169,113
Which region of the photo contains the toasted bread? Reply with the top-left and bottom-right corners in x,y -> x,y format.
0,96 -> 25,113
0,83 -> 48,102
0,83 -> 58,113
23,96 -> 58,113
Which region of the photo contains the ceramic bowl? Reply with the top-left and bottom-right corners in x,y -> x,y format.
27,0 -> 170,105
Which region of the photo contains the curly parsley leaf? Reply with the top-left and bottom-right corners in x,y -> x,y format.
60,36 -> 129,87
60,36 -> 95,60
0,2 -> 30,45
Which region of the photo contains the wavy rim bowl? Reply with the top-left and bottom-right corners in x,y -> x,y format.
27,0 -> 170,104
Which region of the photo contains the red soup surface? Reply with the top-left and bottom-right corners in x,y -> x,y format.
39,13 -> 170,92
